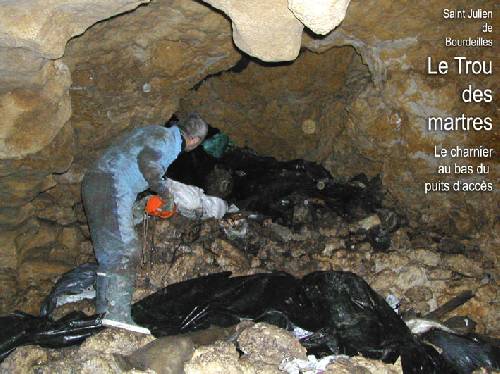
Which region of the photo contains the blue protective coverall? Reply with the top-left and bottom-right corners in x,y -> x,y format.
81,125 -> 182,322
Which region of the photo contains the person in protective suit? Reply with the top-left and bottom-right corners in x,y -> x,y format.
82,113 -> 208,334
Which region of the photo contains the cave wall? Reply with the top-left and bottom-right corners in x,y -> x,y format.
0,0 -> 243,314
181,47 -> 370,162
303,0 -> 498,237
63,0 -> 241,164
185,0 -> 498,238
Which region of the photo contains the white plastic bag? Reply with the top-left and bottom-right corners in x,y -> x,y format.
165,178 -> 230,219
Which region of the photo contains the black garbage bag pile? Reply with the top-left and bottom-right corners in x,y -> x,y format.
2,270 -> 499,373
131,271 -> 454,373
167,143 -> 400,250
168,143 -> 383,223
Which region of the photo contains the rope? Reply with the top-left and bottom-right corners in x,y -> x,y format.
141,212 -> 157,274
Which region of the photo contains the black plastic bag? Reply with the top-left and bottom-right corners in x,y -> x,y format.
0,311 -> 103,362
167,146 -> 387,227
132,271 -> 454,373
421,329 -> 500,374
40,263 -> 98,317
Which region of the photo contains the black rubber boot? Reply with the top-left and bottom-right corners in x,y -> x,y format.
100,273 -> 150,334
95,272 -> 109,315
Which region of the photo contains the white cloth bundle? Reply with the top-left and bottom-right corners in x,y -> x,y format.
165,178 -> 230,219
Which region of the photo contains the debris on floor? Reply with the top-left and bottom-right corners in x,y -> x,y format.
2,271 -> 499,373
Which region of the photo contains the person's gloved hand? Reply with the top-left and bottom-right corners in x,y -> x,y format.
145,194 -> 176,219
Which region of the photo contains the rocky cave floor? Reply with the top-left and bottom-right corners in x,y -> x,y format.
131,210 -> 498,337
2,191 -> 497,373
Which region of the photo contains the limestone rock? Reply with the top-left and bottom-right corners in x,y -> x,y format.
15,220 -> 60,259
80,328 -> 153,355
63,0 -> 240,157
184,341 -> 249,374
0,203 -> 34,229
322,238 -> 346,256
0,60 -> 71,159
0,0 -> 150,59
37,205 -> 77,226
288,0 -> 351,35
237,323 -> 307,365
0,120 -> 74,221
396,265 -> 428,291
122,336 -> 195,374
17,259 -> 73,289
1,0 -> 241,314
201,0 -> 303,62
445,254 -> 484,278
407,249 -> 441,268
302,0 -> 497,237
0,345 -> 49,373
54,164 -> 86,184
352,215 -> 381,232
58,227 -> 82,250
211,239 -> 250,271
0,269 -> 17,314
443,284 -> 499,335
0,328 -> 155,373
184,339 -> 280,374
0,230 -> 17,270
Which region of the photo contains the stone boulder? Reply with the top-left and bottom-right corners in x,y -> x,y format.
288,0 -> 351,35
201,0 -> 304,62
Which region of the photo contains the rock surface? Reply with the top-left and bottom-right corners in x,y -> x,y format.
183,0 -> 498,240
201,0 -> 304,62
325,355 -> 402,373
238,323 -> 307,365
181,46 -> 368,161
0,60 -> 72,159
0,0 -> 240,315
184,322 -> 307,374
0,0 -> 151,159
302,0 -> 497,238
184,341 -> 255,374
120,335 -> 195,374
0,328 -> 155,373
288,0 -> 351,35
0,0 -> 150,59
